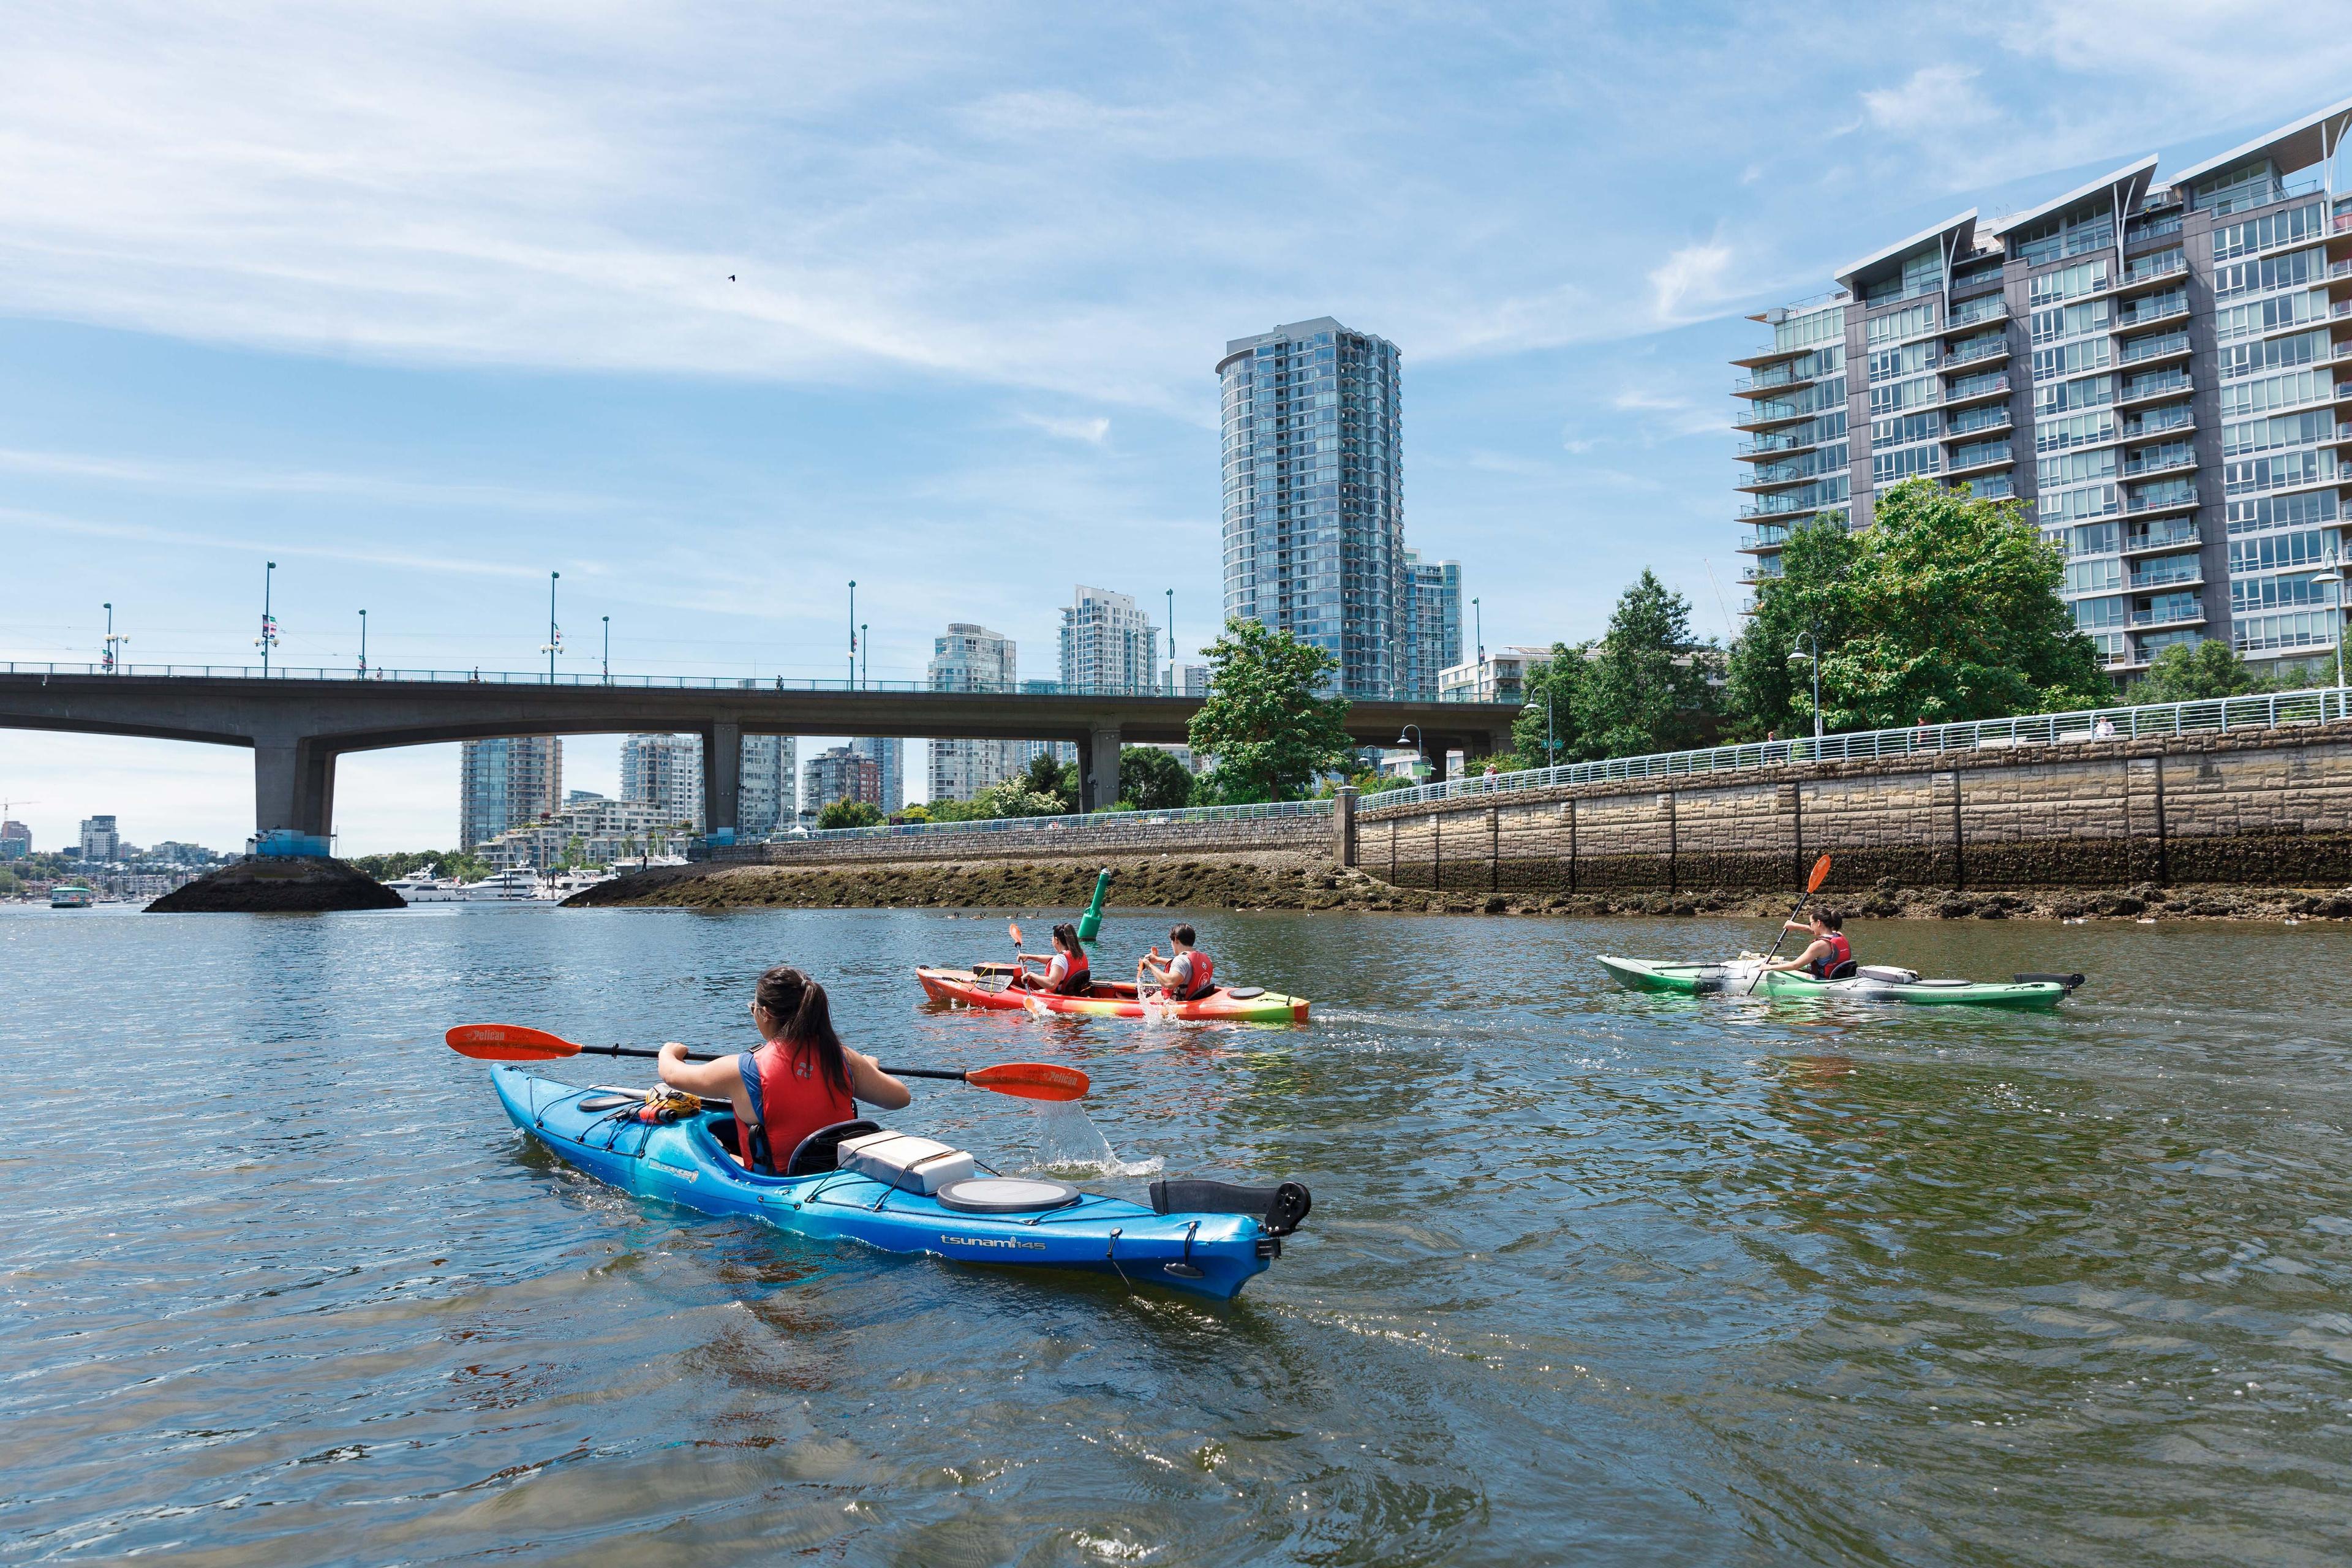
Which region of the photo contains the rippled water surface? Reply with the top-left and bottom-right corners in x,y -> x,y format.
6,902 -> 2351,1566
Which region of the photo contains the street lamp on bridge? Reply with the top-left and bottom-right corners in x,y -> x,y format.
255,562 -> 278,676
358,609 -> 367,678
541,571 -> 562,681
602,615 -> 611,684
101,603 -> 126,674
861,622 -> 869,688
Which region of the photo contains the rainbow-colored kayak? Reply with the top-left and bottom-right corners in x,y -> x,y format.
916,967 -> 1310,1024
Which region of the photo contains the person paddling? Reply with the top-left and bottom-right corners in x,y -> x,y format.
1138,924 -> 1216,1001
1758,908 -> 1853,980
1012,922 -> 1093,995
657,965 -> 910,1174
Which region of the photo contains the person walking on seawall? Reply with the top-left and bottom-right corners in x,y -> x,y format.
1758,909 -> 1853,980
655,965 -> 910,1173
1011,923 -> 1093,995
1139,924 -> 1216,1001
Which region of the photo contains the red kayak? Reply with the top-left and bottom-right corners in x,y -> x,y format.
915,966 -> 1311,1024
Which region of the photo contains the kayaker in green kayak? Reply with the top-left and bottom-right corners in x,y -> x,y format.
1757,908 -> 1855,980
657,965 -> 911,1174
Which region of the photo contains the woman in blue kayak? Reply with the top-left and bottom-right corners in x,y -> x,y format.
1758,908 -> 1854,980
657,965 -> 910,1174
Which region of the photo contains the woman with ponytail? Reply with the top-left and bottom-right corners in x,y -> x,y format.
657,966 -> 910,1174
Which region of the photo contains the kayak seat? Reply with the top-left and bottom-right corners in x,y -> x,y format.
1150,1177 -> 1313,1237
1825,959 -> 1858,980
785,1118 -> 884,1178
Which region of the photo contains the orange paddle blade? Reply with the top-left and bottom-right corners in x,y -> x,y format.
445,1023 -> 583,1060
1806,854 -> 1833,894
1009,921 -> 1024,946
965,1061 -> 1090,1102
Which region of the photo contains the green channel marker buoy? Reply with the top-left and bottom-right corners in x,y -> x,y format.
1076,868 -> 1112,943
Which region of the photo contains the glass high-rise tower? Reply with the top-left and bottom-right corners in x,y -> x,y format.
1735,97 -> 2352,685
1219,317 -> 1406,696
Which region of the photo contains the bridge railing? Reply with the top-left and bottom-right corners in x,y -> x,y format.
1368,684 -> 2352,809
0,660 -> 1199,697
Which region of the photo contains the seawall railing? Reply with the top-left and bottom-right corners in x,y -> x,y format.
1369,685 -> 2351,810
693,798 -> 1330,859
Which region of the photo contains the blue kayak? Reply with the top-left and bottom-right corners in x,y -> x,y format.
489,1066 -> 1300,1301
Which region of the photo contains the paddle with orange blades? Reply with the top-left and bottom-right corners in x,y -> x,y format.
444,1023 -> 1089,1101
1744,854 -> 1833,995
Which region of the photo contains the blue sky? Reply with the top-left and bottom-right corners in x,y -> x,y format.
6,1 -> 2350,855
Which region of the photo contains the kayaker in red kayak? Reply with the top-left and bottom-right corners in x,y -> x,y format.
656,965 -> 911,1174
1011,923 -> 1093,996
1757,909 -> 1854,980
1138,924 -> 1216,1001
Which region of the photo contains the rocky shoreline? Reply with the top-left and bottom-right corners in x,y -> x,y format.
562,851 -> 2352,922
146,856 -> 408,913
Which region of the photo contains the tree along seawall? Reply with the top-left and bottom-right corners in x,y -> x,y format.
1354,720 -> 2352,895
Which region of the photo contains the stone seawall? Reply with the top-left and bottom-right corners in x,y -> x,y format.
701,812 -> 1331,867
1357,722 -> 2352,895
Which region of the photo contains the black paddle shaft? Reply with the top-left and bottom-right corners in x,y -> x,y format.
574,1042 -> 966,1082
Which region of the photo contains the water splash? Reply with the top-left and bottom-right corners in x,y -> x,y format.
1026,1100 -> 1162,1178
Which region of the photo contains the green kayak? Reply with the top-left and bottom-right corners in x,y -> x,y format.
1597,955 -> 2077,1008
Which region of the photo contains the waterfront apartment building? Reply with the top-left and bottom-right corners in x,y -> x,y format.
459,737 -> 562,850
804,745 -> 882,813
930,624 -> 1022,802
1219,317 -> 1408,698
481,795 -> 695,872
1438,646 -> 1555,705
619,733 -> 702,832
1736,98 -> 2352,682
1058,586 -> 1159,695
850,737 -> 904,816
1404,550 -> 1464,700
1,820 -> 31,858
78,814 -> 119,862
740,736 -> 796,838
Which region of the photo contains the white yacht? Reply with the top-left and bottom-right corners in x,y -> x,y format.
540,869 -> 614,899
466,867 -> 546,902
384,865 -> 469,903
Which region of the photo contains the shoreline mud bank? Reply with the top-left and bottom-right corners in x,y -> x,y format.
563,851 -> 2352,922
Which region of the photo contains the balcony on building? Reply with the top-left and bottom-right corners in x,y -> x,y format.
2121,405 -> 2195,441
2116,330 -> 2193,369
1732,360 -> 1823,399
2113,290 -> 2188,330
1738,526 -> 1791,555
1735,464 -> 1828,495
2129,554 -> 2204,592
1944,293 -> 2008,332
1950,474 -> 2015,501
1736,428 -> 1824,461
2116,368 -> 2192,407
2125,483 -> 2199,517
2129,601 -> 2209,630
2120,448 -> 2198,479
1946,440 -> 2014,478
1945,333 -> 2011,370
1945,403 -> 2013,440
1733,401 -> 1815,435
1736,498 -> 1826,522
1738,559 -> 1784,587
2122,520 -> 2201,555
1942,371 -> 2010,409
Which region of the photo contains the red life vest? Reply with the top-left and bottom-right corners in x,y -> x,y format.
1169,949 -> 1215,1000
1809,931 -> 1853,979
735,1039 -> 854,1174
1047,948 -> 1091,995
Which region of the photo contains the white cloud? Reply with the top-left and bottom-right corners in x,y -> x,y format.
1647,239 -> 1735,325
1017,413 -> 1111,443
1861,65 -> 1994,139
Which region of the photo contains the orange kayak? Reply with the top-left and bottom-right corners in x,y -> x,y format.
915,967 -> 1310,1024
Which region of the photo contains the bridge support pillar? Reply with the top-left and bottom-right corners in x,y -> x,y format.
703,722 -> 741,836
253,733 -> 335,841
1422,742 -> 1448,785
1080,723 -> 1121,812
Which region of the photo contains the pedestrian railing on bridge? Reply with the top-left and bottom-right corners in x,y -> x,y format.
0,660 -> 1192,696
1369,685 -> 2352,810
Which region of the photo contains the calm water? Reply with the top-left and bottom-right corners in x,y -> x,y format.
5,902 -> 2351,1566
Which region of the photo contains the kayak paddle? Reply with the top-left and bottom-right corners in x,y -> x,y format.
1744,854 -> 1833,996
443,1023 -> 1090,1101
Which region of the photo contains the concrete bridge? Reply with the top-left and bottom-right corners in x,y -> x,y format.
0,665 -> 1517,841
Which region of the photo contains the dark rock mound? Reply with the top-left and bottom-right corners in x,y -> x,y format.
146,856 -> 407,913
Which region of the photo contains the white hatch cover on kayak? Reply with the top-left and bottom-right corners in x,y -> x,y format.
934,1177 -> 1082,1213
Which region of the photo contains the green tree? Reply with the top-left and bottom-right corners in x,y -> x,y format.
1186,618 -> 1355,801
1508,643 -> 1589,768
1814,480 -> 2109,729
1118,746 -> 1194,810
1021,752 -> 1080,813
1725,514 -> 1862,740
1575,570 -> 1720,758
2134,638 -> 2277,702
816,799 -> 884,829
